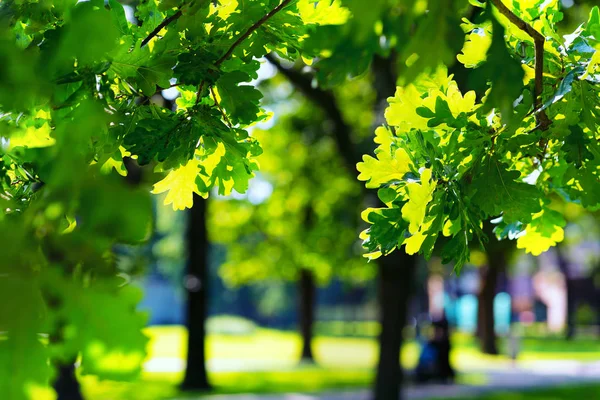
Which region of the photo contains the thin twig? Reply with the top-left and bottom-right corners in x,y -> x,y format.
211,87 -> 232,128
215,0 -> 292,67
141,10 -> 183,48
489,0 -> 551,130
194,0 -> 293,105
265,53 -> 359,173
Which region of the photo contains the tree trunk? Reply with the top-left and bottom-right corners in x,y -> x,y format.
299,268 -> 316,362
476,222 -> 511,356
47,279 -> 84,400
181,195 -> 211,391
373,251 -> 417,400
54,361 -> 84,400
477,263 -> 499,355
555,245 -> 575,340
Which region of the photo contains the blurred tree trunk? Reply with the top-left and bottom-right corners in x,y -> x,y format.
477,262 -> 499,355
54,362 -> 84,400
370,53 -> 419,400
266,51 -> 418,400
477,222 -> 512,355
374,252 -> 417,400
181,195 -> 211,391
299,268 -> 316,362
555,245 -> 575,340
45,252 -> 85,400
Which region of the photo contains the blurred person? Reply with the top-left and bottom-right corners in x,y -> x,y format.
415,316 -> 455,384
507,325 -> 521,367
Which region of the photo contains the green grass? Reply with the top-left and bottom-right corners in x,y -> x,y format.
80,326 -> 377,400
432,384 -> 600,400
83,368 -> 374,400
75,325 -> 600,400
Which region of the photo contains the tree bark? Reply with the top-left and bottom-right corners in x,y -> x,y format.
299,268 -> 316,362
181,195 -> 211,391
477,262 -> 499,355
555,245 -> 575,340
53,361 -> 84,400
374,251 -> 417,400
476,222 -> 512,356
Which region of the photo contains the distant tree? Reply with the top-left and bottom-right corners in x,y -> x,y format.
209,88 -> 373,362
265,48 -> 418,400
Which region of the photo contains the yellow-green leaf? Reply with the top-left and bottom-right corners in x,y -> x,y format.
9,123 -> 54,149
384,85 -> 430,132
297,0 -> 351,25
401,168 -> 436,234
516,222 -> 564,256
457,27 -> 491,68
356,148 -> 412,189
152,159 -> 205,211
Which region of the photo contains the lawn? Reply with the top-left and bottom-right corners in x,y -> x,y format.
81,326 -> 378,400
76,322 -> 600,400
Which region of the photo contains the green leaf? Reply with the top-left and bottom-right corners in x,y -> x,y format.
561,125 -> 594,169
541,67 -> 582,111
216,71 -> 263,125
469,156 -> 542,224
472,11 -> 525,121
441,231 -> 470,273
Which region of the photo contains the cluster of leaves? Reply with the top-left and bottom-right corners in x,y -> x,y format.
302,0 -> 467,88
0,0 -> 339,397
357,1 -> 600,271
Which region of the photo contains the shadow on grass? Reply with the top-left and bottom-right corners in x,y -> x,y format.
82,367 -> 374,400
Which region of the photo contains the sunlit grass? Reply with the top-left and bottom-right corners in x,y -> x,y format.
80,326 -> 378,400
74,325 -> 600,400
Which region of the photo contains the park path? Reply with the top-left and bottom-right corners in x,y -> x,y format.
172,360 -> 600,400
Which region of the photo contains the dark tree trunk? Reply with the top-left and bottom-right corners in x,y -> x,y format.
477,262 -> 499,355
476,222 -> 511,356
54,361 -> 84,400
373,251 -> 417,400
299,268 -> 316,362
555,245 -> 575,340
181,195 -> 211,391
46,277 -> 84,400
266,50 -> 413,400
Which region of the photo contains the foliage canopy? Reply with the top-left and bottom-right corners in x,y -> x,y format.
356,1 -> 600,272
0,0 -> 339,397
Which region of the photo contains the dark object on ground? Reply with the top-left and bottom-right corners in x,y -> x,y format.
415,317 -> 455,384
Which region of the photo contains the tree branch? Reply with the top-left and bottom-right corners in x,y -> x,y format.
216,0 -> 292,66
194,0 -> 292,105
489,0 -> 551,130
265,53 -> 360,174
140,10 -> 182,48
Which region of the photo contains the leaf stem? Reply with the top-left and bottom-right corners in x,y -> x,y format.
489,0 -> 551,130
140,10 -> 183,48
211,87 -> 232,128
